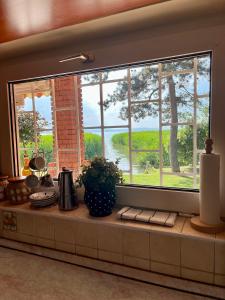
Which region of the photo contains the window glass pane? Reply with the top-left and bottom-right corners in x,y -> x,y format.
81,73 -> 100,85
105,128 -> 129,171
161,124 -> 196,188
16,97 -> 33,112
38,131 -> 54,165
197,56 -> 210,95
162,58 -> 194,72
84,129 -> 102,160
131,152 -> 160,186
130,65 -> 159,101
82,85 -> 101,127
131,102 -> 159,150
103,82 -> 128,126
197,97 -> 209,150
35,95 -> 53,128
121,172 -> 131,184
103,69 -> 127,81
162,173 -> 194,189
162,99 -> 193,124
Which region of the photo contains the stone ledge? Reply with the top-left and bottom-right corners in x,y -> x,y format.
0,201 -> 224,288
0,201 -> 221,240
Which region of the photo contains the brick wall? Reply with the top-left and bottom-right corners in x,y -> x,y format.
53,76 -> 84,178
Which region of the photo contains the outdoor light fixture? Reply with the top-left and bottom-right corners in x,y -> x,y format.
59,53 -> 94,63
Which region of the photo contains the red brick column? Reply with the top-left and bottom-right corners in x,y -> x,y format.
54,76 -> 84,178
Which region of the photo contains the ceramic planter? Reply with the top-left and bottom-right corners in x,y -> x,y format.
6,177 -> 31,205
84,188 -> 116,217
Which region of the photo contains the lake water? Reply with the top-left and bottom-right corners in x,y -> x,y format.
85,128 -> 156,173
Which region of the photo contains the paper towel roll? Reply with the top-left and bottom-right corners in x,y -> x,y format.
200,153 -> 221,225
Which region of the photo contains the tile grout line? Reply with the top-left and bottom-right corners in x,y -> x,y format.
149,232 -> 151,271
179,218 -> 186,278
213,236 -> 216,284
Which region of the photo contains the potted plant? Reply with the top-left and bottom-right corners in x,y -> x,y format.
77,157 -> 124,217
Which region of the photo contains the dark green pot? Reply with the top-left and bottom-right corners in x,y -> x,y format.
84,188 -> 116,217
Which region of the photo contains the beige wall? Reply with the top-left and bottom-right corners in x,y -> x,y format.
1,15 -> 225,214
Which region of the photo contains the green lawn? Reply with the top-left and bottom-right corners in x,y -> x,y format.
112,130 -> 199,188
122,168 -> 197,188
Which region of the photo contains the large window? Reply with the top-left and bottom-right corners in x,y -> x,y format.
12,52 -> 211,190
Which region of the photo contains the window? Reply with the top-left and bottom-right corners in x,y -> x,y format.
12,52 -> 211,190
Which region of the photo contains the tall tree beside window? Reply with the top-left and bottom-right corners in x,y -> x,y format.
18,110 -> 48,148
102,58 -> 209,173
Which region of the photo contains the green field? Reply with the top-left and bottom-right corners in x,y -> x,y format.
19,130 -> 197,188
122,168 -> 196,188
112,130 -> 197,188
112,130 -> 170,150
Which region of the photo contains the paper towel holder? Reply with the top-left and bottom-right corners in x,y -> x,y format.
190,217 -> 225,233
190,138 -> 225,233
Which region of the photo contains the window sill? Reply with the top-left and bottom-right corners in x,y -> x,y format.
0,201 -> 224,288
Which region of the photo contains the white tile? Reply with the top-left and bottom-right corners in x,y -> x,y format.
123,229 -> 150,259
181,237 -> 214,272
98,225 -> 122,253
54,218 -> 76,244
76,222 -> 98,248
151,261 -> 180,277
98,250 -> 123,264
214,274 -> 225,287
181,268 -> 214,284
215,241 -> 225,275
35,215 -> 55,240
123,255 -> 149,270
150,232 -> 180,265
17,212 -> 35,236
76,245 -> 98,258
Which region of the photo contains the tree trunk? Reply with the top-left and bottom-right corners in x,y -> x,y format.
168,76 -> 180,173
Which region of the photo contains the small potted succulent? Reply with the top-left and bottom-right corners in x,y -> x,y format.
77,157 -> 124,217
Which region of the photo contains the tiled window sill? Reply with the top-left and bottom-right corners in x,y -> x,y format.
0,201 -> 224,287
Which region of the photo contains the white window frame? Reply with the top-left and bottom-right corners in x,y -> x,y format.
80,53 -> 211,193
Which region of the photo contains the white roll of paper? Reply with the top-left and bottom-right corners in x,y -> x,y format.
200,153 -> 221,225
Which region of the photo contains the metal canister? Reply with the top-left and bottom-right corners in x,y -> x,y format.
58,168 -> 78,210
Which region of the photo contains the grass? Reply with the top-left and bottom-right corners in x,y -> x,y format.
122,168 -> 196,188
112,130 -> 198,188
84,132 -> 102,159
112,130 -> 170,150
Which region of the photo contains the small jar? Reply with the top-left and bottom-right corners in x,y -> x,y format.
6,177 -> 31,205
0,176 -> 8,201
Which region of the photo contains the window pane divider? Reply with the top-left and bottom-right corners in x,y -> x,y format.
193,57 -> 198,188
161,68 -> 195,77
159,63 -> 163,186
127,68 -> 133,184
162,171 -> 194,177
161,122 -> 193,126
99,73 -> 105,157
131,99 -> 159,104
131,149 -> 159,153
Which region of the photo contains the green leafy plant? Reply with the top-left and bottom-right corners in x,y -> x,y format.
77,157 -> 124,192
